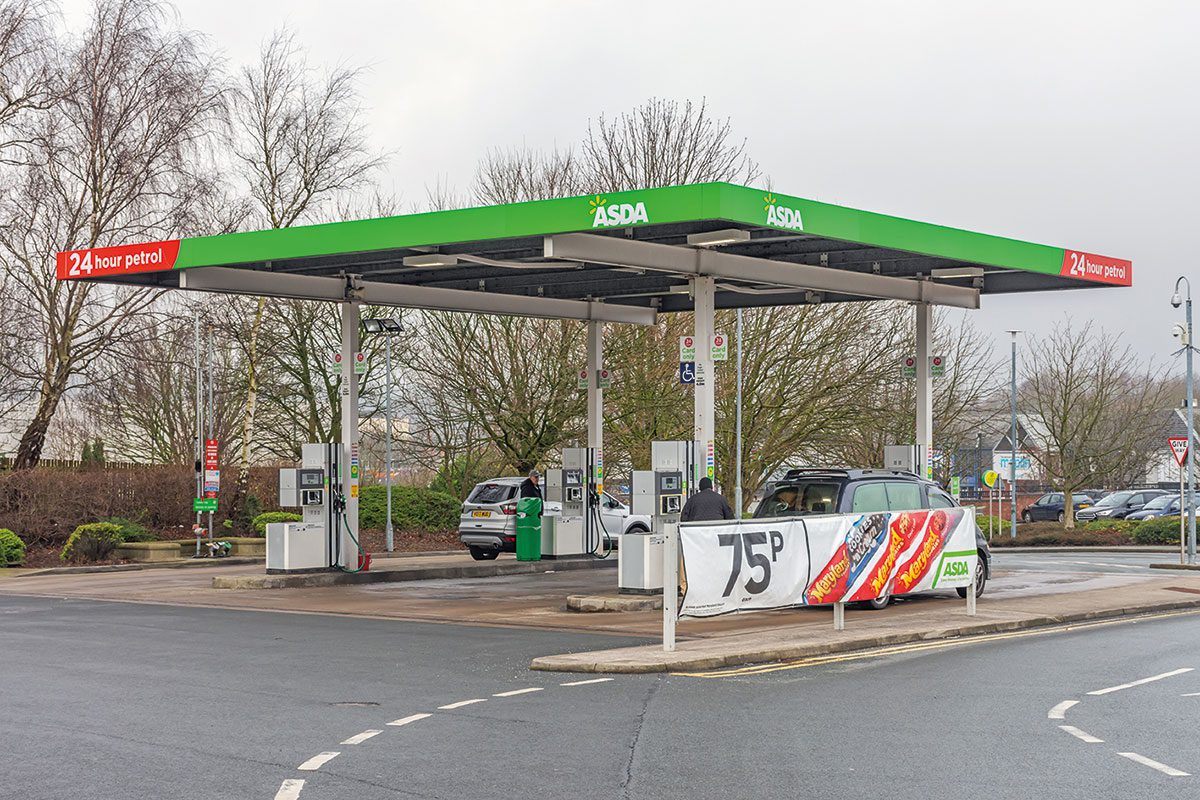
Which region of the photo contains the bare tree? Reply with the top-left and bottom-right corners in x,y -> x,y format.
833,309 -> 1002,479
0,0 -> 57,161
402,312 -> 585,474
471,146 -> 581,205
580,98 -> 760,191
1021,319 -> 1174,528
2,0 -> 224,468
226,27 -> 383,522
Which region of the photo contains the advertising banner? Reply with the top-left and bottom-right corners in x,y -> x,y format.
680,506 -> 977,618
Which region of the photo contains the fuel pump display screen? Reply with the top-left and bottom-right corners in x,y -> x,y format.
660,475 -> 680,492
298,469 -> 324,487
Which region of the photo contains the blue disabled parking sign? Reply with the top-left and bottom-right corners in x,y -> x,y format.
680,361 -> 695,384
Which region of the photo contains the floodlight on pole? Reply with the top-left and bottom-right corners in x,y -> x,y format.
1173,276 -> 1196,564
362,315 -> 405,553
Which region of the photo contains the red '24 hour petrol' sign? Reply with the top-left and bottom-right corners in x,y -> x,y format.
1060,250 -> 1131,286
56,240 -> 181,280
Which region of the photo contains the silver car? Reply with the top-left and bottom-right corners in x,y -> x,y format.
458,477 -> 649,560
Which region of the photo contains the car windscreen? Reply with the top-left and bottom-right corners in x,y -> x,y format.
1072,494 -> 1093,504
1094,491 -> 1134,508
467,483 -> 515,504
754,481 -> 841,518
1142,495 -> 1177,510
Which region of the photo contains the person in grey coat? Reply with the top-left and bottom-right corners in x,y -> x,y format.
681,477 -> 735,522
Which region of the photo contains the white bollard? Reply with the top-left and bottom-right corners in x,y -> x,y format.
833,601 -> 846,631
966,561 -> 977,617
663,520 -> 678,652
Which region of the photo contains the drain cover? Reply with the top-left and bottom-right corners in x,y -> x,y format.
330,701 -> 380,707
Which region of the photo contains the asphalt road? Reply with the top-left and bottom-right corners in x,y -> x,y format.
4,584 -> 1200,800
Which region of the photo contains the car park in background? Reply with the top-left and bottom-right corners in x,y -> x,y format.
1124,494 -> 1185,521
1075,489 -> 1170,522
1020,492 -> 1096,522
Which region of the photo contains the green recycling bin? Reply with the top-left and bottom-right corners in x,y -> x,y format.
515,496 -> 543,561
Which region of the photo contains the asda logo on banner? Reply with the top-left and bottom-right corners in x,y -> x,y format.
932,550 -> 974,588
589,195 -> 649,228
764,193 -> 803,230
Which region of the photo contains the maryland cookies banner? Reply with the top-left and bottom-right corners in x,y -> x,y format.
679,507 -> 977,618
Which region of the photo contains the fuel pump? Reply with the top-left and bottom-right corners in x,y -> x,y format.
269,443 -> 345,573
541,447 -> 603,558
655,467 -> 685,652
619,441 -> 699,593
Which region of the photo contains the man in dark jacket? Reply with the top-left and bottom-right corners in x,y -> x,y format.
518,469 -> 542,500
681,477 -> 735,522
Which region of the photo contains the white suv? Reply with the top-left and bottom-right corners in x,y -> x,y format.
458,477 -> 650,560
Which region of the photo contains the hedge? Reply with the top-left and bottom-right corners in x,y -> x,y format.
1131,516 -> 1183,546
358,485 -> 460,533
100,517 -> 155,542
60,522 -> 125,563
252,511 -> 302,536
0,529 -> 25,566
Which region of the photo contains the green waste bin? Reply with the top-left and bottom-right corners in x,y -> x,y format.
515,496 -> 543,561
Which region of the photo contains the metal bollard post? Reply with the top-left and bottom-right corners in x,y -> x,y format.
833,601 -> 845,631
663,520 -> 678,652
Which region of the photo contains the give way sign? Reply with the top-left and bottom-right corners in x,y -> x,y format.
1169,437 -> 1190,466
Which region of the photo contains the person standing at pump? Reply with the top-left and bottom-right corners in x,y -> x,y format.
682,477 -> 735,522
519,469 -> 542,500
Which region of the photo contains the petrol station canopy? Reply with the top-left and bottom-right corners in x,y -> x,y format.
57,182 -> 1132,324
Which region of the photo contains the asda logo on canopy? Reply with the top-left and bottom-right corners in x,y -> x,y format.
764,193 -> 803,230
589,195 -> 649,228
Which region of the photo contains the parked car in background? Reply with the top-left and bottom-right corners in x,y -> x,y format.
1125,494 -> 1185,521
457,477 -> 650,560
1075,489 -> 1170,522
1020,492 -> 1096,523
753,468 -> 991,609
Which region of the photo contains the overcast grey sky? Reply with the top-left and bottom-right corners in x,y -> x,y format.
63,0 -> 1200,365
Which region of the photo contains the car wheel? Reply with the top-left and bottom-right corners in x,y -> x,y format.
1021,511 -> 1031,523
866,589 -> 891,610
957,553 -> 987,599
1056,511 -> 1064,523
468,547 -> 498,561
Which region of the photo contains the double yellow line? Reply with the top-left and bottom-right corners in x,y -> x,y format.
673,609 -> 1200,678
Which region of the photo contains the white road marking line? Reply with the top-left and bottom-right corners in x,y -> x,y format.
340,729 -> 383,745
1088,668 -> 1194,696
1182,692 -> 1200,697
297,752 -> 340,771
1118,752 -> 1191,777
1048,700 -> 1079,720
387,713 -> 432,726
560,678 -> 615,686
438,698 -> 487,710
493,687 -> 544,697
1059,725 -> 1104,743
274,779 -> 305,800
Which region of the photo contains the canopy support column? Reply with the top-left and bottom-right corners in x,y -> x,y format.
916,302 -> 933,478
587,320 -> 604,491
693,276 -> 716,484
339,300 -> 361,569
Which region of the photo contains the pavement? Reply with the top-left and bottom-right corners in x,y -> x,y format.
5,590 -> 1200,799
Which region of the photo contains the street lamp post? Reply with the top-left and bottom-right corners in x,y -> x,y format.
363,317 -> 404,553
1172,279 -> 1196,564
1007,330 -> 1021,538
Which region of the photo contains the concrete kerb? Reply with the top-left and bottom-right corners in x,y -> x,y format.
1150,563 -> 1200,571
14,556 -> 262,578
990,546 -> 1175,554
529,596 -> 1200,674
213,555 -> 616,589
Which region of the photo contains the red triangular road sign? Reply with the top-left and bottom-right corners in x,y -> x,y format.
1169,437 -> 1189,466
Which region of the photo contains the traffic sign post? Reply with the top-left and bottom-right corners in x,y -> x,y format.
1170,437 -> 1190,564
